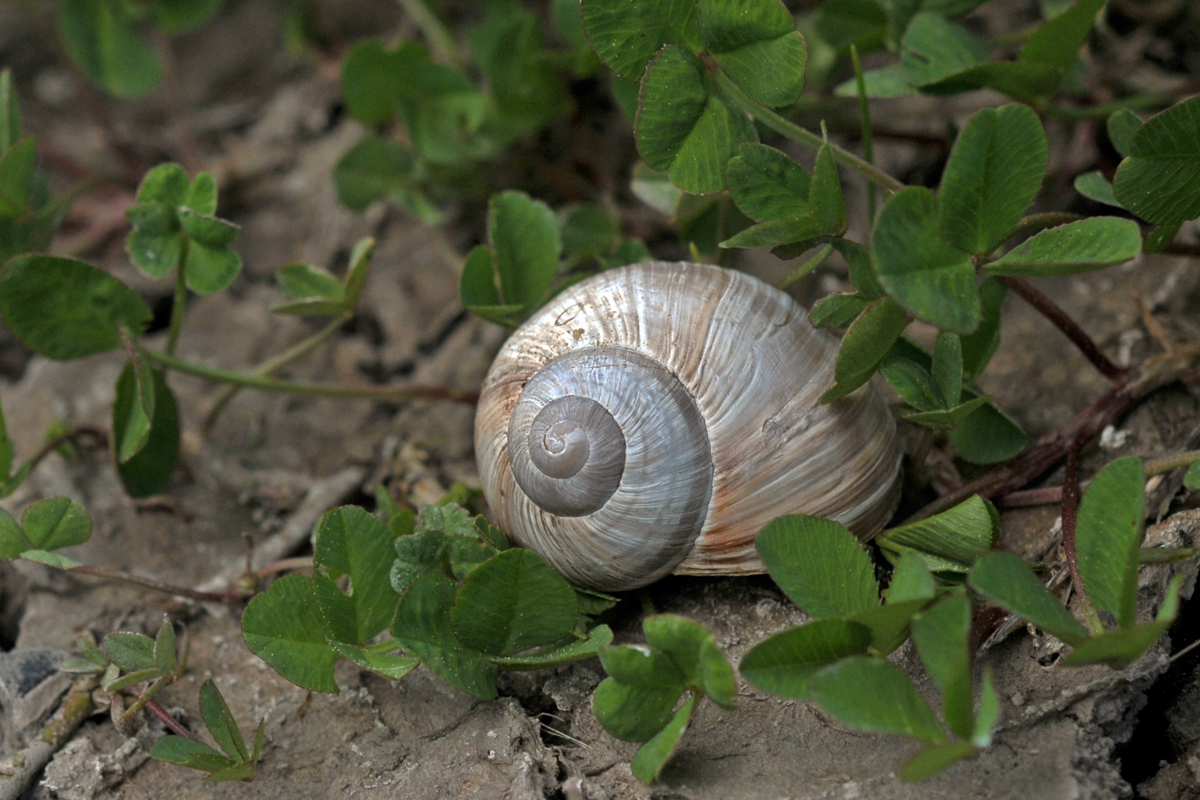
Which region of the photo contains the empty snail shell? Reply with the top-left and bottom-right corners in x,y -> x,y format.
474,261 -> 902,591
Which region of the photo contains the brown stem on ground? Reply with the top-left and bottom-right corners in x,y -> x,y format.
913,344 -> 1200,520
1000,277 -> 1128,380
984,448 -> 1200,508
68,565 -> 245,604
65,555 -> 317,606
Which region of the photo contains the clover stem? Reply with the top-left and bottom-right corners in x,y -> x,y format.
999,276 -> 1128,380
1145,449 -> 1200,475
1061,445 -> 1104,634
146,699 -> 199,740
119,675 -> 174,727
1044,95 -> 1169,119
911,343 -> 1200,520
165,237 -> 189,357
1171,637 -> 1200,663
255,556 -> 313,580
141,348 -> 479,404
995,485 -> 1064,508
638,591 -> 657,617
996,444 -> 1200,507
17,425 -> 107,476
395,0 -> 462,69
713,72 -> 907,195
849,45 -> 876,223
68,564 -> 243,604
778,244 -> 834,290
202,315 -> 350,433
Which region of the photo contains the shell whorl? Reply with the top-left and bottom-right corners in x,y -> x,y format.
475,261 -> 903,591
503,347 -> 714,587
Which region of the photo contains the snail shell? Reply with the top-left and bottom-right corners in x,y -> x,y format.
474,262 -> 902,591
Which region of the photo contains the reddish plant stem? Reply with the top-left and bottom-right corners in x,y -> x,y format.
1060,445 -> 1088,604
913,345 -> 1200,520
991,448 -> 1200,508
916,375 -> 1138,517
1000,277 -> 1128,380
995,485 -> 1065,508
25,426 -> 108,468
69,565 -> 244,604
66,557 -> 313,605
146,699 -> 198,740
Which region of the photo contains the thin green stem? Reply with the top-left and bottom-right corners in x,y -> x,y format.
849,45 -> 876,223
22,426 -> 107,473
41,174 -> 111,217
119,675 -> 173,727
165,236 -> 189,357
779,244 -> 834,289
141,348 -> 479,404
713,72 -> 906,195
638,591 -> 657,617
1143,449 -> 1200,476
395,0 -> 461,68
1045,95 -> 1169,120
984,21 -> 1042,48
203,315 -> 350,432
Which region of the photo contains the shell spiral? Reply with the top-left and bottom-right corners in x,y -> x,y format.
474,262 -> 902,591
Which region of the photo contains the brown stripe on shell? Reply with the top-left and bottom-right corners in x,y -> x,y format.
474,262 -> 902,590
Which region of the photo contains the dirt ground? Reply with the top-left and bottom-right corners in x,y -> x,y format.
2,1 -> 1200,798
